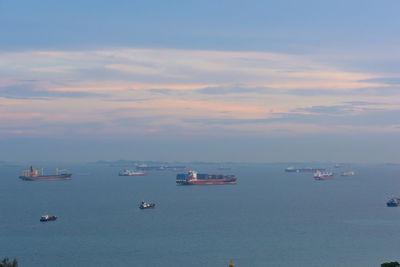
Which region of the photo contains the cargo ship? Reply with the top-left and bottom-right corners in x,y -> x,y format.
176,169 -> 236,185
341,171 -> 355,176
137,165 -> 186,171
314,171 -> 334,180
119,169 -> 147,176
19,166 -> 72,181
285,166 -> 326,173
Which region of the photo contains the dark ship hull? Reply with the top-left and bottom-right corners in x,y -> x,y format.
140,204 -> 155,209
19,174 -> 72,181
40,216 -> 57,222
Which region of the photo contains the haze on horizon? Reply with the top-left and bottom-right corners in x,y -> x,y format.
0,0 -> 399,163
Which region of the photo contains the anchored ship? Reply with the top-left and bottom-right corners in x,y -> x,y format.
285,166 -> 326,173
314,171 -> 334,180
19,166 -> 71,181
176,169 -> 236,185
137,165 -> 186,171
341,171 -> 355,176
119,169 -> 147,176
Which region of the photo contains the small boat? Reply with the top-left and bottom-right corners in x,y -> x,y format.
341,171 -> 355,176
387,197 -> 400,207
40,215 -> 57,222
314,171 -> 334,180
139,200 -> 155,209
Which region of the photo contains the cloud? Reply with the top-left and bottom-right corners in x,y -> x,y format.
195,86 -> 275,95
0,47 -> 399,139
360,77 -> 400,85
183,104 -> 400,130
344,101 -> 381,106
148,89 -> 176,95
0,84 -> 104,100
0,48 -> 384,94
293,105 -> 353,115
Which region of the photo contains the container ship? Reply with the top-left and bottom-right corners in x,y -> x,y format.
285,166 -> 326,173
19,166 -> 72,181
176,169 -> 236,185
314,171 -> 334,180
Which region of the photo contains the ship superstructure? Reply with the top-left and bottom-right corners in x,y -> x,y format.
176,169 -> 236,185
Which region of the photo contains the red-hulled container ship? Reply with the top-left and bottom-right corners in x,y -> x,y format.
19,166 -> 72,181
176,169 -> 236,185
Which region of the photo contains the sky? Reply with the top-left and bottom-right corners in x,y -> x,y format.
0,0 -> 399,163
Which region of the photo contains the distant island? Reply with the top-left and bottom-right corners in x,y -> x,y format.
381,261 -> 400,267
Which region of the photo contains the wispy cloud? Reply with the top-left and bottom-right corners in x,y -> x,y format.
0,48 -> 385,94
0,47 -> 399,139
0,84 -> 103,99
360,77 -> 400,85
195,86 -> 275,95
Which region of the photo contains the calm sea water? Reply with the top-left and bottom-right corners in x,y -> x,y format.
1,163 -> 400,267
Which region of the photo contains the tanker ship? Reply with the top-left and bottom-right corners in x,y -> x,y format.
119,169 -> 147,176
176,169 -> 236,185
19,166 -> 72,181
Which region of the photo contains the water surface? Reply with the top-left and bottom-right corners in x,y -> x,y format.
1,163 -> 400,266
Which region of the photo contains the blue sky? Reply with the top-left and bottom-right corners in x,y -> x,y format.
0,0 -> 399,162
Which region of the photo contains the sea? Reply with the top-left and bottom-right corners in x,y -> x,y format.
1,162 -> 400,267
